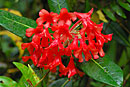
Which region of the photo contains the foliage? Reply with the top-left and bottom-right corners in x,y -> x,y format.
0,0 -> 130,87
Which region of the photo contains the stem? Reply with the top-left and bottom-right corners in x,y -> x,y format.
70,19 -> 82,31
61,79 -> 70,87
123,73 -> 130,87
27,79 -> 33,87
57,0 -> 61,11
34,70 -> 50,87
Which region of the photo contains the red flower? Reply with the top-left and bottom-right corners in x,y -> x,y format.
52,24 -> 72,42
36,9 -> 58,28
73,39 -> 92,62
59,63 -> 68,76
58,8 -> 77,26
67,56 -> 77,78
59,56 -> 84,78
26,28 -> 35,37
25,25 -> 43,37
68,36 -> 79,50
74,8 -> 93,19
74,8 -> 93,27
22,8 -> 113,78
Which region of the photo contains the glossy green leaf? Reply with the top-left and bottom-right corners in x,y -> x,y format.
90,82 -> 110,87
111,3 -> 126,18
103,8 -> 116,21
118,0 -> 130,11
29,65 -> 49,87
48,0 -> 69,14
79,55 -> 123,87
49,78 -> 72,87
103,22 -> 130,47
17,76 -> 29,87
13,62 -> 40,86
0,76 -> 17,87
106,40 -> 117,61
13,62 -> 28,76
28,64 -> 40,84
0,10 -> 37,38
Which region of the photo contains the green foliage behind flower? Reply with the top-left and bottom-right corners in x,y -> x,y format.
0,0 -> 130,87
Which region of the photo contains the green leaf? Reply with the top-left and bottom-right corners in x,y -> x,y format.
123,64 -> 130,77
13,62 -> 28,76
79,55 -> 123,87
28,64 -> 40,84
0,10 -> 37,38
13,62 -> 40,86
118,0 -> 130,11
111,3 -> 126,18
106,40 -> 117,61
118,50 -> 128,67
103,22 -> 130,47
49,78 -> 72,87
17,76 -> 29,87
127,0 -> 130,3
103,8 -> 116,21
0,76 -> 17,87
90,82 -> 109,87
48,0 -> 69,14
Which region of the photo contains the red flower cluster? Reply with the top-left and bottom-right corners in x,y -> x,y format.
22,8 -> 112,78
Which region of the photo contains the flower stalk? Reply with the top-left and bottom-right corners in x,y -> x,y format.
61,79 -> 70,87
34,70 -> 50,87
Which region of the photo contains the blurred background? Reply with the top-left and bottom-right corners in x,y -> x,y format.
0,0 -> 130,87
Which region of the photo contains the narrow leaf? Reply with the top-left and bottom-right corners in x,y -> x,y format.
118,0 -> 130,11
79,55 -> 123,87
118,50 -> 128,67
111,3 -> 126,18
48,0 -> 69,14
0,8 -> 22,16
0,76 -> 17,87
13,62 -> 28,76
17,76 -> 29,87
103,22 -> 130,47
13,62 -> 40,86
96,10 -> 108,23
0,10 -> 37,38
103,8 -> 116,21
28,64 -> 40,84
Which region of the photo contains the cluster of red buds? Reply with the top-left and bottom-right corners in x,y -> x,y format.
21,8 -> 112,78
